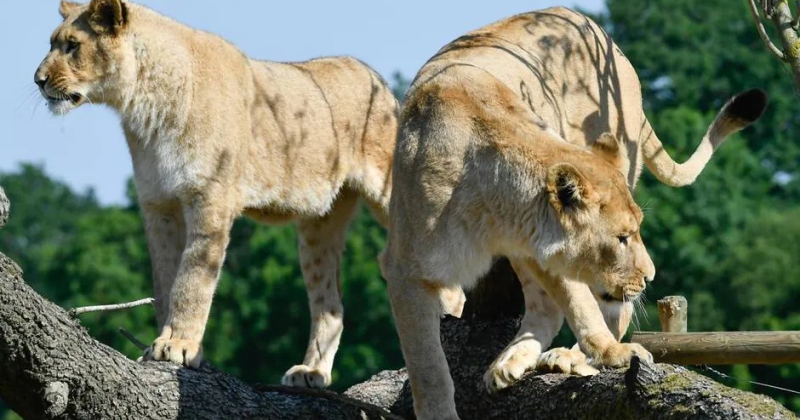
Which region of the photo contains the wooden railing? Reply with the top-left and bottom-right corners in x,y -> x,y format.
630,295 -> 800,365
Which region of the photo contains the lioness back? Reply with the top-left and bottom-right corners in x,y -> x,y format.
411,6 -> 765,189
244,56 -> 398,221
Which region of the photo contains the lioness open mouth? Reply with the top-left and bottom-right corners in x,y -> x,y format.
45,92 -> 83,104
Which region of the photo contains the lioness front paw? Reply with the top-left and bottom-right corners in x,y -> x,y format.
596,342 -> 652,368
537,347 -> 599,376
483,346 -> 538,393
139,337 -> 203,368
281,365 -> 331,388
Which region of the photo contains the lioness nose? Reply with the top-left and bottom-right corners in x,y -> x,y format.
34,75 -> 47,89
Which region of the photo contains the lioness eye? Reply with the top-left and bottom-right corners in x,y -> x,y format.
66,40 -> 79,54
618,235 -> 629,246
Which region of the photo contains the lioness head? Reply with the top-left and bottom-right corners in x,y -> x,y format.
34,0 -> 129,115
543,159 -> 655,302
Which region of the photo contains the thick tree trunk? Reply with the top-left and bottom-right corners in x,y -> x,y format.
0,186 -> 794,419
0,253 -> 401,420
460,258 -> 524,320
345,316 -> 796,419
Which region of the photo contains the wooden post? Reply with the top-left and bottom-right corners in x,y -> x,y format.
657,295 -> 687,333
631,331 -> 800,365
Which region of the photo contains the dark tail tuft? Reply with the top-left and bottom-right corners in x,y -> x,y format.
723,88 -> 769,123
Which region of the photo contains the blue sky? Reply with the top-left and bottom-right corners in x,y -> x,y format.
2,0 -> 604,205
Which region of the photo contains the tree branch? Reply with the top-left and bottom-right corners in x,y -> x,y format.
759,0 -> 800,89
748,0 -> 785,60
0,185 -> 794,419
345,315 -> 797,419
0,252 -> 401,420
67,297 -> 155,316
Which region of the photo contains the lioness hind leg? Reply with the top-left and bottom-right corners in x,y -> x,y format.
282,190 -> 359,389
363,196 -> 467,319
483,258 -> 565,392
385,274 -> 459,420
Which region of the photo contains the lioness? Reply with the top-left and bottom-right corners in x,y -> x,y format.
381,7 -> 766,419
35,0 -> 420,389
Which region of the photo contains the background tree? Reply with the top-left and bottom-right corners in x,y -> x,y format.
593,0 -> 800,410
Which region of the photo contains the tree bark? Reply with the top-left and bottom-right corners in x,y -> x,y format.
346,316 -> 797,420
749,0 -> 800,89
461,258 -> 524,320
0,184 -> 794,419
0,252 -> 402,420
769,0 -> 800,89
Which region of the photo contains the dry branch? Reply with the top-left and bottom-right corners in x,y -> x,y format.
753,0 -> 800,89
748,0 -> 786,59
67,297 -> 155,316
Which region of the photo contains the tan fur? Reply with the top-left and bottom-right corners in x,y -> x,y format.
34,0 -> 464,389
386,10 -> 766,407
378,7 -> 741,418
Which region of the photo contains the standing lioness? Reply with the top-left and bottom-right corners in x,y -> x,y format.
35,0 -> 403,388
381,7 -> 765,419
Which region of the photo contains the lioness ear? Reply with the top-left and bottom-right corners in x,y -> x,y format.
88,0 -> 128,35
546,163 -> 596,213
59,1 -> 81,19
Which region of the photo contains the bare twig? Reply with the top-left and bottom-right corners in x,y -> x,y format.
749,0 -> 786,60
67,297 -> 154,317
118,327 -> 149,351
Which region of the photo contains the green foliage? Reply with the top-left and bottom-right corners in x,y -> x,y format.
594,0 -> 800,410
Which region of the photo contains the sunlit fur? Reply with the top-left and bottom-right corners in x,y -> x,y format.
33,0 -> 472,390
379,9 -> 767,418
373,7 -> 737,418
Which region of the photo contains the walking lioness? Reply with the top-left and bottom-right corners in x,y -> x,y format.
35,0 -> 412,388
381,7 -> 766,419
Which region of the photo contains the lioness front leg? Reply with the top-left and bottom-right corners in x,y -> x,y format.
538,295 -> 633,375
140,204 -> 186,329
282,191 -> 358,388
528,260 -> 652,369
483,258 -> 565,392
143,194 -> 234,367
